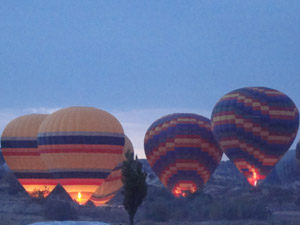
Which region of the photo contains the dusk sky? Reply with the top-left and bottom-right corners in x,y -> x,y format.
1,1 -> 300,158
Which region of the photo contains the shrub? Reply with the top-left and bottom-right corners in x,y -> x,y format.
31,186 -> 50,204
31,186 -> 50,199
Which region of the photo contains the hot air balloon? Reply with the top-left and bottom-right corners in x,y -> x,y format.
37,107 -> 125,204
144,113 -> 222,197
1,114 -> 57,197
90,135 -> 134,206
211,87 -> 299,186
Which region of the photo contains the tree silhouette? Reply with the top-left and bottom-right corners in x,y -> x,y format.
122,151 -> 147,225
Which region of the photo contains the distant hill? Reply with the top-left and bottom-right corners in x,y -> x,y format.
267,149 -> 300,186
140,149 -> 300,193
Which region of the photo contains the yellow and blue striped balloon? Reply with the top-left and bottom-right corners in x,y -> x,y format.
37,107 -> 125,204
1,114 -> 57,197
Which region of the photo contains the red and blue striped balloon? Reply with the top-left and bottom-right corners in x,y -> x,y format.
144,113 -> 222,197
211,87 -> 299,186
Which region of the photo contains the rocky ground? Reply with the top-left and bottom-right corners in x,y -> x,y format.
1,150 -> 300,225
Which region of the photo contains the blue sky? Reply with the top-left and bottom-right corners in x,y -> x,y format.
1,1 -> 300,158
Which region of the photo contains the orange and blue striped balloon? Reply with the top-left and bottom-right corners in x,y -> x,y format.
90,135 -> 134,206
1,114 -> 57,197
37,107 -> 125,204
144,113 -> 222,197
212,87 -> 299,186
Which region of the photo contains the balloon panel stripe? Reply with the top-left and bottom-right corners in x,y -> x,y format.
213,102 -> 298,124
59,178 -> 104,186
18,179 -> 58,185
90,193 -> 116,200
225,148 -> 276,175
1,140 -> 37,148
47,171 -> 110,179
146,114 -> 211,134
213,112 -> 298,133
14,172 -> 55,179
151,148 -> 219,177
146,136 -> 221,166
146,123 -> 212,142
37,131 -> 124,137
160,160 -> 210,186
215,127 -> 295,156
1,136 -> 37,141
39,148 -> 123,154
38,144 -> 123,150
167,171 -> 204,190
89,194 -> 116,205
90,193 -> 116,201
3,151 -> 40,156
219,137 -> 283,162
38,135 -> 125,146
145,126 -> 217,156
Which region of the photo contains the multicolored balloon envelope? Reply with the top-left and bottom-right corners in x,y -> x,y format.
90,135 -> 134,206
1,114 -> 57,197
144,113 -> 222,197
37,107 -> 125,204
211,87 -> 299,186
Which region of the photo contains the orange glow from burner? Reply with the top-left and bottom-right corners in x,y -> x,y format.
191,187 -> 197,193
172,182 -> 198,197
77,192 -> 82,204
247,171 -> 266,187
